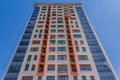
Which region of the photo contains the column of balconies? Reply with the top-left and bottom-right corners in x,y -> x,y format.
64,5 -> 78,76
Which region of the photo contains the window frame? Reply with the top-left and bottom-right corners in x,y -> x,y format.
79,64 -> 91,71
47,64 -> 55,71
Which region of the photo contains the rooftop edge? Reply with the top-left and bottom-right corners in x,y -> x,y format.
34,2 -> 82,6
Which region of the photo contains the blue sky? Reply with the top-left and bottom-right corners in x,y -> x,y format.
0,0 -> 120,79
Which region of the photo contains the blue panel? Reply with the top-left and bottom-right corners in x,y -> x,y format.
3,7 -> 40,80
76,7 -> 116,80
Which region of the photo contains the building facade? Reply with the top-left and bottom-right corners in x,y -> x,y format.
3,2 -> 119,80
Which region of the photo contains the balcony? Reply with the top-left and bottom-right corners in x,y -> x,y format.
42,50 -> 46,54
39,64 -> 44,73
70,58 -> 75,62
39,68 -> 44,73
72,68 -> 77,72
40,58 -> 45,62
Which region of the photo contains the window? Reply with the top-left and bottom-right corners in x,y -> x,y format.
58,55 -> 67,60
52,14 -> 56,16
48,55 -> 55,60
52,8 -> 56,11
58,21 -> 63,24
22,77 -> 33,80
57,14 -> 62,17
39,17 -> 42,20
71,14 -> 75,16
73,76 -> 78,80
57,35 -> 65,38
27,55 -> 32,61
80,40 -> 84,44
24,64 -> 29,71
58,11 -> 62,13
58,18 -> 63,20
57,40 -> 65,44
57,29 -> 64,33
50,35 -> 55,39
40,14 -> 42,16
51,20 -> 56,23
52,18 -> 56,20
82,47 -> 86,52
30,47 -> 39,52
80,65 -> 91,71
74,41 -> 78,45
50,29 -> 56,33
34,35 -> 37,38
56,8 -> 61,10
57,47 -> 66,52
35,29 -> 38,33
73,34 -> 82,38
39,29 -> 43,33
76,25 -> 79,28
57,25 -> 64,28
42,6 -> 47,8
58,65 -> 67,71
33,55 -> 37,60
38,34 -> 42,38
48,65 -> 55,71
82,76 -> 86,80
42,8 -> 47,10
29,21 -> 34,24
71,11 -> 74,13
49,47 -> 55,52
51,25 -> 56,28
78,55 -> 88,60
50,40 -> 56,45
37,25 -> 43,28
72,30 -> 80,33
71,25 -> 74,28
47,76 -> 55,80
31,65 -> 35,71
38,21 -> 44,23
71,21 -> 73,23
76,47 -> 79,52
90,76 -> 95,80
75,21 -> 77,24
32,40 -> 40,44
58,76 -> 68,80
52,11 -> 56,14
38,76 -> 42,80
57,5 -> 62,8
70,18 -> 76,20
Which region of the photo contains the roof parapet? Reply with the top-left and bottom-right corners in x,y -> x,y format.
34,2 -> 82,7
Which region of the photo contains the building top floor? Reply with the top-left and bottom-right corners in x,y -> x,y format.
34,2 -> 82,7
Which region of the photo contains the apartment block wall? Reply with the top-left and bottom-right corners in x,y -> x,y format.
3,3 -> 119,80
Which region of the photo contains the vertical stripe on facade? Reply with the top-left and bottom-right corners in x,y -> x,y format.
3,7 -> 40,80
76,7 -> 116,80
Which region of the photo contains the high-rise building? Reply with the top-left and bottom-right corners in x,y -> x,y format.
3,2 -> 119,80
